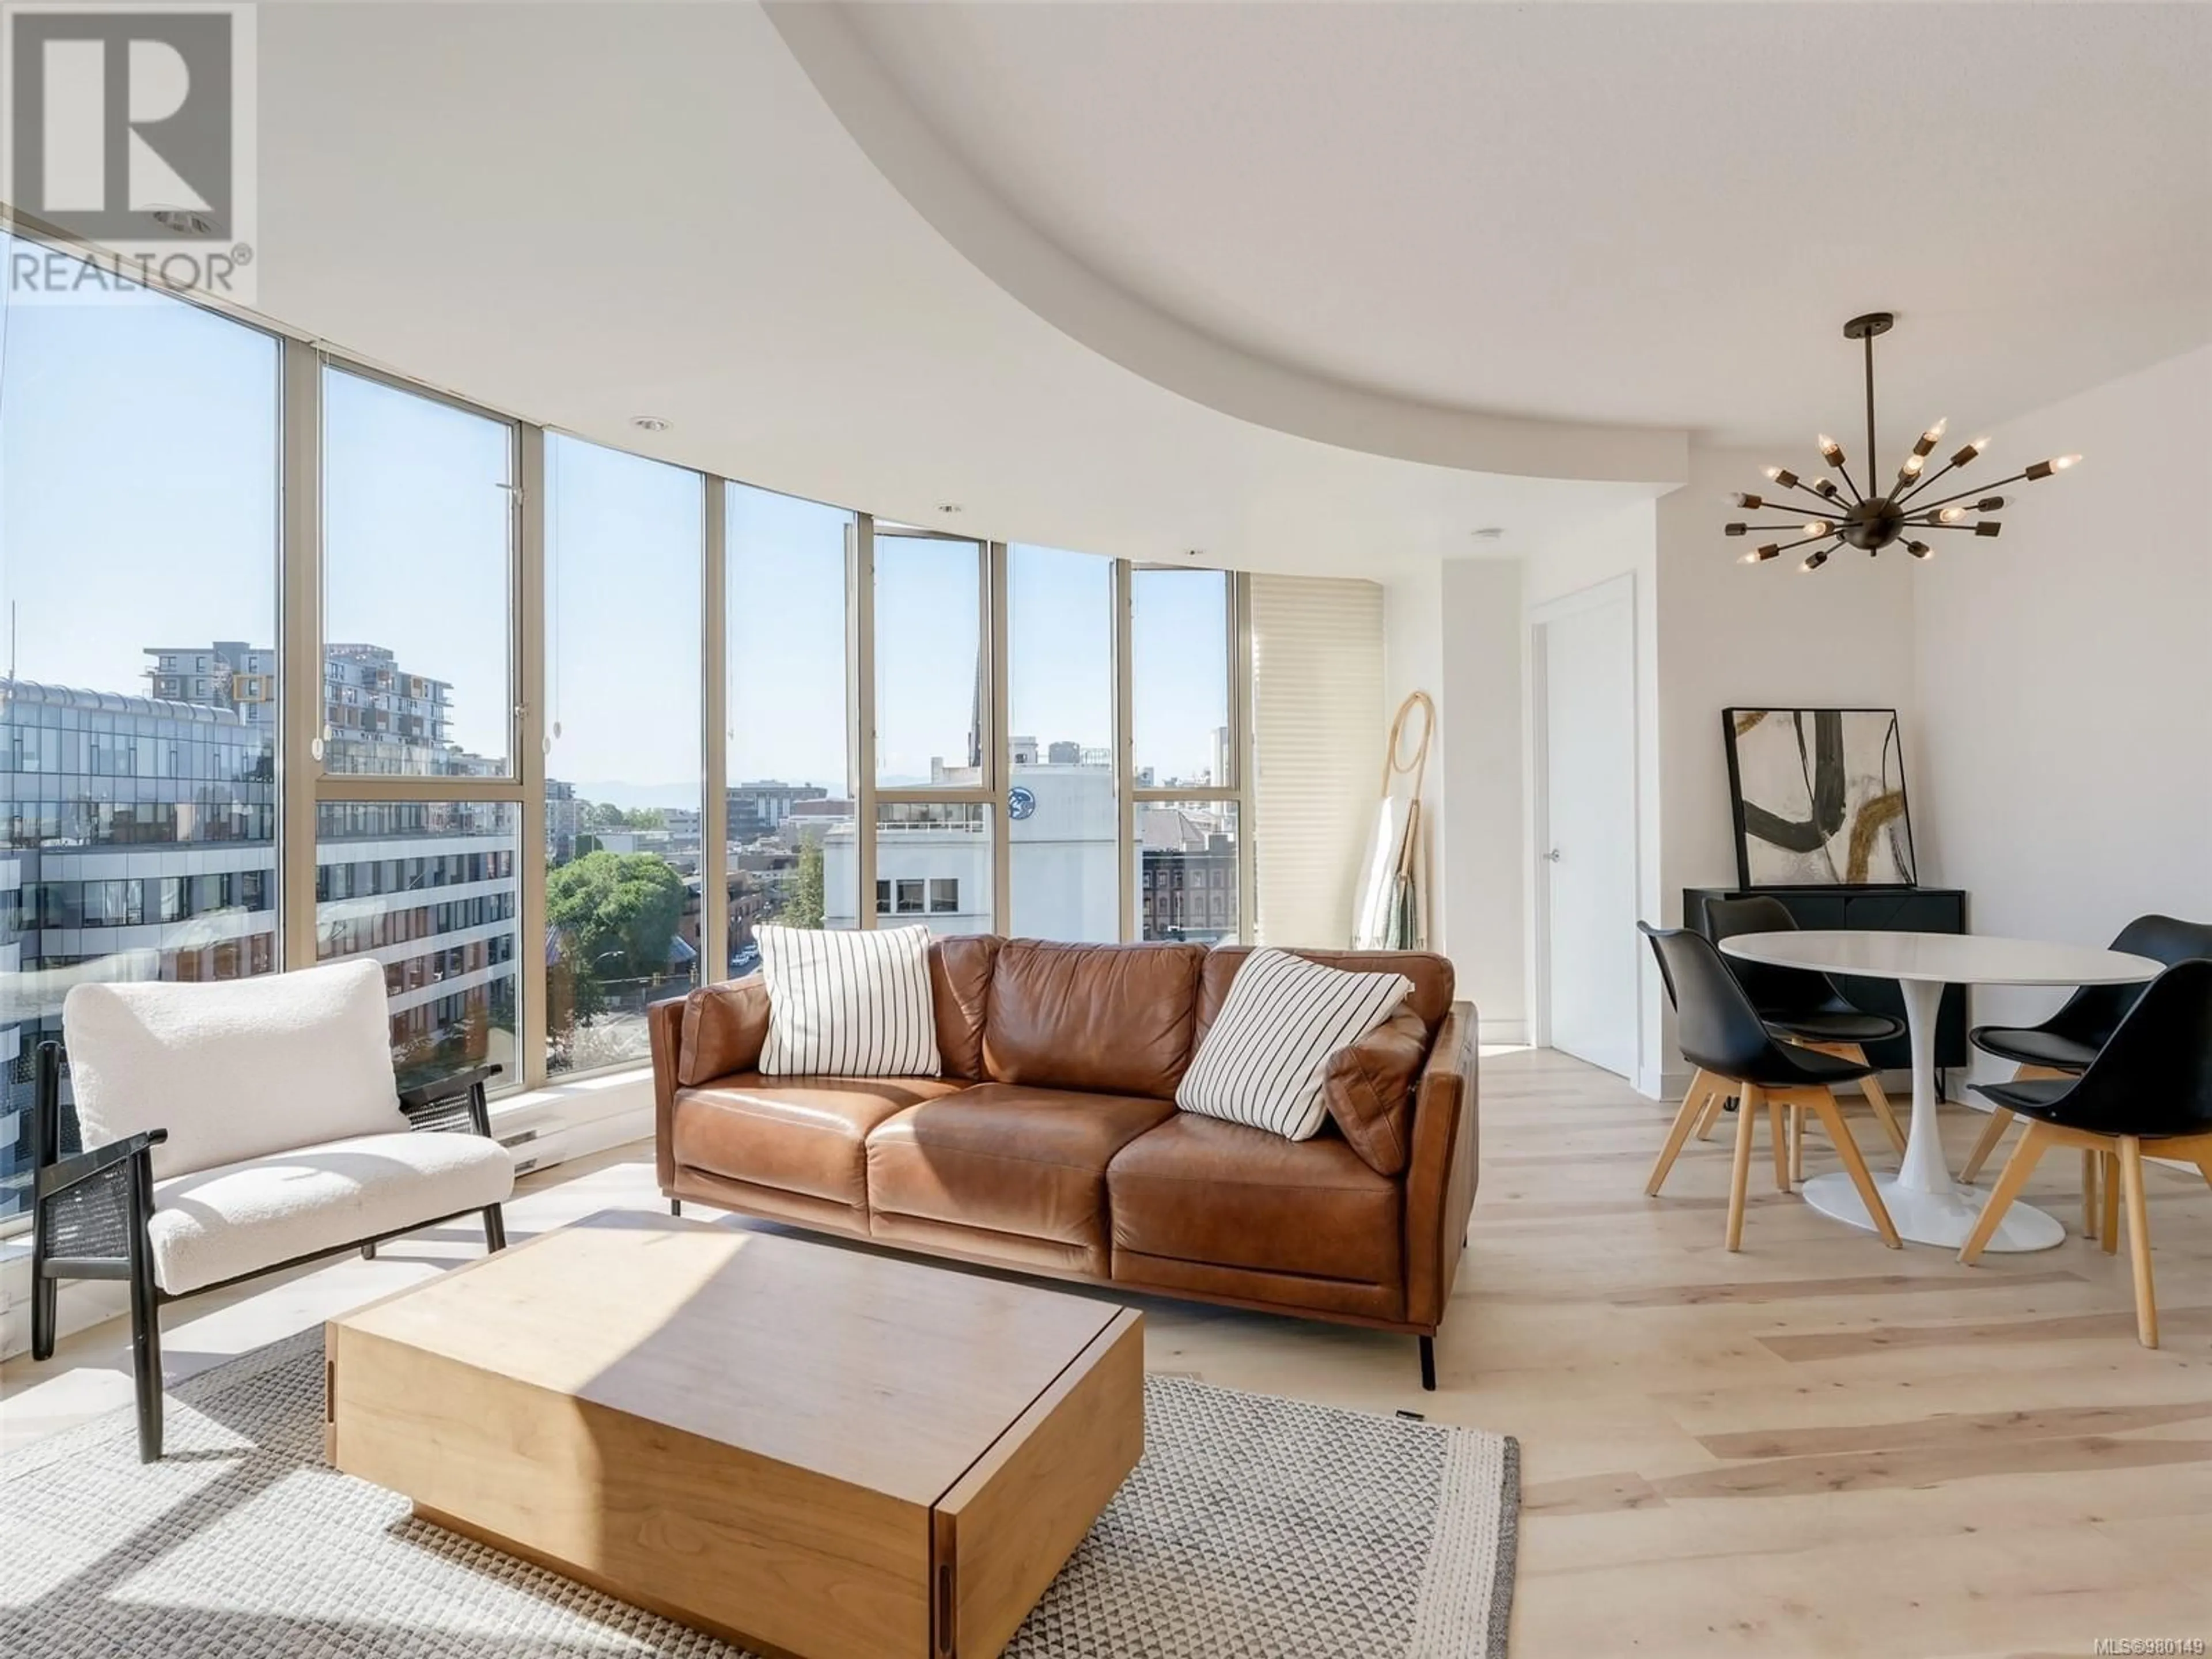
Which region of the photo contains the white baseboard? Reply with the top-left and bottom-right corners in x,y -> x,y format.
1477,1018 -> 1529,1046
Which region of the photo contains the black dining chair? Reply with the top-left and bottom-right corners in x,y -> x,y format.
1960,959 -> 2212,1347
1961,914 -> 2212,1135
1640,923 -> 1900,1252
1696,896 -> 1908,1175
1959,914 -> 2212,1238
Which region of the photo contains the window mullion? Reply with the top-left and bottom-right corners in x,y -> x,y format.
702,478 -> 729,983
516,423 -> 550,1086
1113,558 -> 1136,942
851,516 -> 877,930
277,338 -> 322,974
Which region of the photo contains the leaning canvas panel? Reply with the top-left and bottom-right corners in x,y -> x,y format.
1723,707 -> 1917,887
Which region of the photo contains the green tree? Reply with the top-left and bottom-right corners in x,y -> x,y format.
784,839 -> 825,929
546,850 -> 688,1020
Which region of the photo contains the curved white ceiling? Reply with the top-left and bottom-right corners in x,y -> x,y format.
817,0 -> 2212,449
236,1 -> 1667,580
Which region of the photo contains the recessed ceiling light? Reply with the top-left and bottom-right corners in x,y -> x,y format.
149,206 -> 213,236
1185,548 -> 1206,559
1472,527 -> 1506,540
935,503 -> 964,515
631,415 -> 671,433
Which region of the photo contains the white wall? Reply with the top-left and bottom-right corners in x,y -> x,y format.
1440,559 -> 1526,1041
1655,444 -> 1921,907
1912,345 -> 2212,1069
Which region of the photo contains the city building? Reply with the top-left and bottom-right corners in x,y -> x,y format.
728,780 -> 828,840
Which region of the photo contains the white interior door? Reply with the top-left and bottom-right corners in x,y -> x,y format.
1538,590 -> 1638,1077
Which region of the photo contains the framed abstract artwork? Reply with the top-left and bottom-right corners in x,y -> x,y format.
1722,707 -> 1917,888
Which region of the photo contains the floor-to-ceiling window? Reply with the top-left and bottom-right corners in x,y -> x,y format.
318,368 -> 521,1088
0,244 -> 282,1219
1130,567 -> 1244,943
544,436 -> 703,1075
724,483 -> 856,967
865,531 -> 996,937
1007,545 -> 1118,941
0,222 -> 1264,1225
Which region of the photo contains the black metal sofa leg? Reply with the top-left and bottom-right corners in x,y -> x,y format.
1419,1335 -> 1437,1392
482,1204 -> 507,1253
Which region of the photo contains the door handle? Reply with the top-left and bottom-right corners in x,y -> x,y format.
1544,849 -> 1562,863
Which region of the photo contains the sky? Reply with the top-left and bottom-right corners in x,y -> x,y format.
1,236 -> 1233,806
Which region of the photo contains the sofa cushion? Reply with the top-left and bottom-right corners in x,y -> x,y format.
147,1131 -> 513,1296
758,923 -> 940,1078
929,935 -> 1001,1081
983,939 -> 1205,1099
676,975 -> 770,1085
1108,1112 -> 1402,1286
671,1074 -> 965,1208
867,1083 -> 1176,1247
1197,947 -> 1456,1050
65,959 -> 402,1181
1321,1003 -> 1430,1175
1176,949 -> 1412,1141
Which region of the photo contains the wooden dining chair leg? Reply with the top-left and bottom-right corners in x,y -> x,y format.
1959,1107 -> 2016,1185
1768,1096 -> 1791,1192
1960,1120 -> 2054,1264
2115,1137 -> 2157,1349
1646,1072 -> 1714,1198
1695,1092 -> 1729,1141
1727,1084 -> 1761,1252
2081,1149 -> 2100,1240
2101,1150 -> 2121,1256
1844,1047 -> 1908,1156
1804,1089 -> 1901,1248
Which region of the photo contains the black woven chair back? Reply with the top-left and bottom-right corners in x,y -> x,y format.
2042,914 -> 2212,1049
2050,959 -> 2212,1138
1699,895 -> 1839,1019
1640,923 -> 1782,1080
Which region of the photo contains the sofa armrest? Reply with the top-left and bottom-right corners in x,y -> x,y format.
1401,1000 -> 1478,1330
647,994 -> 686,1192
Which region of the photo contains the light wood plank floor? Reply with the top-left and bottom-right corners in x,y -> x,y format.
5,1047 -> 2208,1656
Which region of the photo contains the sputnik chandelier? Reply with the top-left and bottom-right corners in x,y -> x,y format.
1729,312 -> 2080,572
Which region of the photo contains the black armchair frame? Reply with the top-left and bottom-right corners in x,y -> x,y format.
27,1041 -> 509,1463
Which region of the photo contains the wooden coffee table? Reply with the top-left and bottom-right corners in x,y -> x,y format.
325,1210 -> 1143,1659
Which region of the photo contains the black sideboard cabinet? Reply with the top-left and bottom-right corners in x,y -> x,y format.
1681,886 -> 1969,1071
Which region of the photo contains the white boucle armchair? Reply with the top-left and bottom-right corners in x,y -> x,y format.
28,958 -> 514,1461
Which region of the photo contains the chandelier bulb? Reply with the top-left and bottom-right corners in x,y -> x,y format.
1731,491 -> 1765,510
1924,417 -> 1948,442
1818,434 -> 1844,465
1802,519 -> 1833,536
2024,455 -> 2081,482
1755,543 -> 1782,560
2053,453 -> 2082,471
1906,540 -> 1933,560
1937,506 -> 1968,524
1798,547 -> 1830,573
1900,454 -> 1925,478
1814,478 -> 1840,500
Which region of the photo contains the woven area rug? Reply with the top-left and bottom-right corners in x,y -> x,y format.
1,1330 -> 1517,1657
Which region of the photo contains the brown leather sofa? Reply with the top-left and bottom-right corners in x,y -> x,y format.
647,937 -> 1477,1387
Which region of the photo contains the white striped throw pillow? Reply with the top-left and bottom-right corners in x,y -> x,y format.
756,924 -> 941,1078
1176,948 -> 1414,1140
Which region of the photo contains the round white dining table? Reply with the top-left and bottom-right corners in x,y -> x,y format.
1717,930 -> 2162,1251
